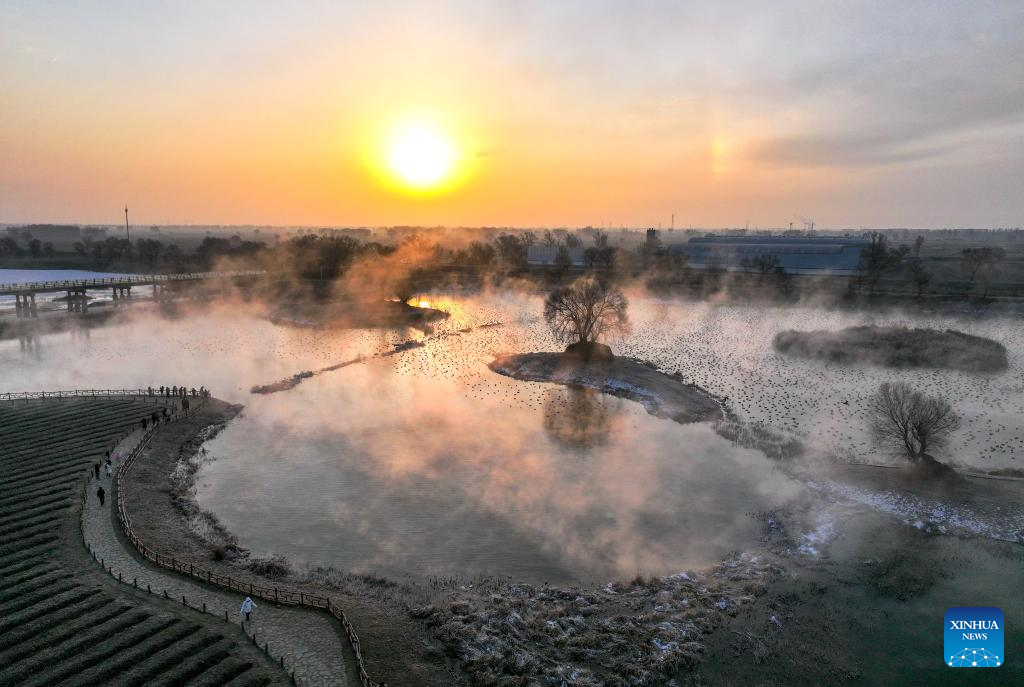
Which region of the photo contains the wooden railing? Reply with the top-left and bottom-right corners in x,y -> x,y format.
112,394 -> 384,687
0,269 -> 265,294
0,388 -> 198,401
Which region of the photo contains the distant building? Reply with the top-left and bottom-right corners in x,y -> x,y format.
670,235 -> 870,275
644,228 -> 660,252
526,244 -> 588,267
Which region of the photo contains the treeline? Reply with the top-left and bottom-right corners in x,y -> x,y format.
847,233 -> 1010,298
4,223 -> 1019,302
0,236 -> 57,259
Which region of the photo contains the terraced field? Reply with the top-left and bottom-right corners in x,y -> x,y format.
0,397 -> 287,687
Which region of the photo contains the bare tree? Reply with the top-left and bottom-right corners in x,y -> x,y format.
543,276 -> 629,355
907,260 -> 931,299
553,243 -> 572,279
867,382 -> 960,462
855,233 -> 909,295
960,247 -> 1005,284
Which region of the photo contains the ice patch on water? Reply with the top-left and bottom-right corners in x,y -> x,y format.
601,377 -> 658,400
797,514 -> 837,557
805,480 -> 1024,542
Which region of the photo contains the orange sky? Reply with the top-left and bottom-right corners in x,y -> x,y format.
2,2 -> 1022,228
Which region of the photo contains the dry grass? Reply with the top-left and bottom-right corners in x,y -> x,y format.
411,553 -> 782,686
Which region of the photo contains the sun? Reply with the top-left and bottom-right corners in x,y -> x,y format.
386,120 -> 458,191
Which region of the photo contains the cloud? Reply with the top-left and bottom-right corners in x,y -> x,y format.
748,133 -> 953,167
746,10 -> 1024,168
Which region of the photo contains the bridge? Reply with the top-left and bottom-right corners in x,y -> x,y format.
0,269 -> 265,316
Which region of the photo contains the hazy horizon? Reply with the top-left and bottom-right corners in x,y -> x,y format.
3,1 -> 1023,228
2,222 -> 1022,233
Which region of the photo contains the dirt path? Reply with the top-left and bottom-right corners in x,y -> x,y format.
84,427 -> 354,687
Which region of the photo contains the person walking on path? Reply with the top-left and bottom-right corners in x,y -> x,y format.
241,596 -> 257,623
105,460 -> 113,479
93,462 -> 101,480
96,485 -> 105,506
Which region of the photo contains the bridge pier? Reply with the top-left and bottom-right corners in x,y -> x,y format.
153,283 -> 172,302
15,293 -> 38,318
111,286 -> 133,306
14,293 -> 38,318
65,288 -> 88,313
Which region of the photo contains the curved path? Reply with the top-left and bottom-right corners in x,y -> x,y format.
0,396 -> 285,686
82,428 -> 354,687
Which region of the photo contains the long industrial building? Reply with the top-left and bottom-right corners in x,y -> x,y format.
671,235 -> 870,275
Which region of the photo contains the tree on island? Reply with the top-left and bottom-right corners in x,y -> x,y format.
543,276 -> 629,360
867,382 -> 961,472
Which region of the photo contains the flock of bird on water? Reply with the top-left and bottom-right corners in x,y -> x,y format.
5,294 -> 1020,468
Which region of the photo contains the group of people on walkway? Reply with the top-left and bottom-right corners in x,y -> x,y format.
148,385 -> 210,399
139,406 -> 174,431
94,451 -> 116,506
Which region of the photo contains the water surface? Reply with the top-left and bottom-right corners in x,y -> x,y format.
2,290 -> 1021,581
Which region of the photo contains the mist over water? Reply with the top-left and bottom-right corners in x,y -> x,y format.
196,364 -> 801,583
3,291 -> 1021,582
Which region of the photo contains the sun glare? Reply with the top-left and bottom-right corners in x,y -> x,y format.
386,120 -> 458,191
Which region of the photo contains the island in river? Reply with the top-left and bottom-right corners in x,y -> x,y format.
489,351 -> 724,424
268,298 -> 448,329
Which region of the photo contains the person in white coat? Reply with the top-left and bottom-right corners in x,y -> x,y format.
241,596 -> 257,622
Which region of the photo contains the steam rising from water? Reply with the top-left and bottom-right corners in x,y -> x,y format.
197,366 -> 801,582
2,290 -> 1021,581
